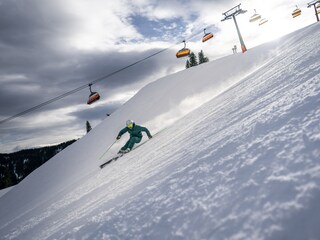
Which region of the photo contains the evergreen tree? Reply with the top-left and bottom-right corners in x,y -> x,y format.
0,165 -> 14,189
189,52 -> 198,67
198,50 -> 209,64
186,60 -> 190,69
86,121 -> 92,133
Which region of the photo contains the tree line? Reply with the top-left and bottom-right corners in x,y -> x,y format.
0,140 -> 76,190
186,50 -> 209,69
0,120 -> 95,190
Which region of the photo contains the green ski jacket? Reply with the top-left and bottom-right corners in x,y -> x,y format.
117,124 -> 152,139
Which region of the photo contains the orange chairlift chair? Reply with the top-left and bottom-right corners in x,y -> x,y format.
176,40 -> 191,58
249,9 -> 262,22
292,5 -> 302,18
202,28 -> 214,42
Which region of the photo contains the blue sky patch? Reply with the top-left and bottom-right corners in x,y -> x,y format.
129,15 -> 191,42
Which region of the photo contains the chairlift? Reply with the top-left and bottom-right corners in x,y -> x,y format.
176,40 -> 191,58
292,6 -> 301,18
87,83 -> 100,105
249,9 -> 262,22
259,18 -> 268,25
202,28 -> 214,42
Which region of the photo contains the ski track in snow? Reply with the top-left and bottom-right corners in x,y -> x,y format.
0,24 -> 320,240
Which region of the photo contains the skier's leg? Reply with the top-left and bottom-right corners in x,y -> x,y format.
127,137 -> 141,150
120,140 -> 131,151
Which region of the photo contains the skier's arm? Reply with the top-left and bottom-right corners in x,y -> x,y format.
117,127 -> 128,139
141,126 -> 152,138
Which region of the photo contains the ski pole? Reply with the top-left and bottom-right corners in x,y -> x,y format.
99,140 -> 117,160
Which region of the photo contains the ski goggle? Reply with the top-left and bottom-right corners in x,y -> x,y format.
127,123 -> 133,129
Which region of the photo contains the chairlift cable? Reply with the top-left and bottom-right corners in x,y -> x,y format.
0,25 -> 214,125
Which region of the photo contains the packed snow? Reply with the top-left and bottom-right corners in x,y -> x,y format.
0,186 -> 13,199
0,23 -> 319,240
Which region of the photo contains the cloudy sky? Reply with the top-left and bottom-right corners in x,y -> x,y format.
0,0 -> 316,153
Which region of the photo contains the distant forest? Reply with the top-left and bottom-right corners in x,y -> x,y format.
0,140 -> 77,190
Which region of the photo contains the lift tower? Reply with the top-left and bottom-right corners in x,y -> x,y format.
307,0 -> 320,22
221,4 -> 247,53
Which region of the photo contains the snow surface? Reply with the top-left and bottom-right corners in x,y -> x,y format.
0,23 -> 319,240
0,186 -> 14,199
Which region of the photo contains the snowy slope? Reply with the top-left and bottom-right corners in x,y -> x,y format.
0,186 -> 13,199
0,23 -> 319,240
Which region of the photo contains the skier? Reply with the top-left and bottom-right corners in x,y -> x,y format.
116,120 -> 152,153
233,45 -> 237,54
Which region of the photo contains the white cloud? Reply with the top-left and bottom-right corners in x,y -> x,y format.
0,74 -> 28,82
1,0 -> 317,152
45,0 -> 316,56
59,0 -> 142,50
42,0 -> 316,56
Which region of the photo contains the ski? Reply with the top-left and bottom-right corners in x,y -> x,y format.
99,130 -> 163,169
99,140 -> 148,169
99,154 -> 124,168
99,137 -> 151,169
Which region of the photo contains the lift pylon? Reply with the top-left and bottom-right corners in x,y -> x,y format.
221,4 -> 248,53
307,0 -> 320,22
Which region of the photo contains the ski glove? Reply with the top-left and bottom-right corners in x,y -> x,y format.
116,136 -> 121,140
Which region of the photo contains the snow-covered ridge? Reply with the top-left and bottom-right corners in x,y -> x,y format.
0,23 -> 319,240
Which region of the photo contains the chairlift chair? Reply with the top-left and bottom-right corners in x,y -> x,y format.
202,28 -> 214,42
176,40 -> 191,58
292,6 -> 301,18
259,18 -> 268,25
87,84 -> 100,105
249,9 -> 262,22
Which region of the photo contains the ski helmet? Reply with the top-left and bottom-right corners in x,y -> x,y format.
126,119 -> 134,129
